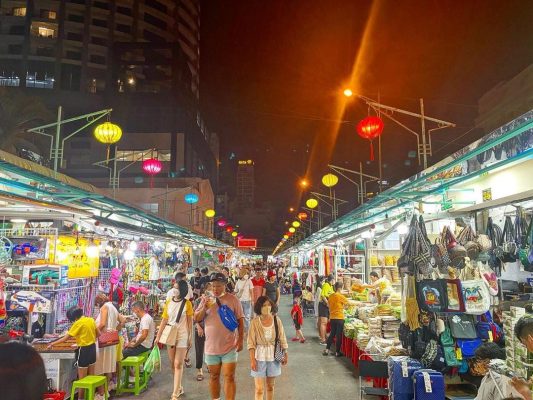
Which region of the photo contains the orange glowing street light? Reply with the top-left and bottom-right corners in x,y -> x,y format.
299,178 -> 309,188
343,88 -> 353,97
289,207 -> 295,212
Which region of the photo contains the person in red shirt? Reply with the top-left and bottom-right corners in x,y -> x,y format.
251,268 -> 265,305
290,297 -> 305,343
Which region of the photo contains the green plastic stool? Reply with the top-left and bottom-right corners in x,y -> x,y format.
116,353 -> 150,396
71,375 -> 108,400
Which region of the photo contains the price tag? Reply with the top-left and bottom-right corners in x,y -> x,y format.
423,372 -> 433,393
488,331 -> 494,342
456,347 -> 463,360
402,361 -> 408,377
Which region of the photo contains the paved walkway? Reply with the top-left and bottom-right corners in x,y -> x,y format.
122,295 -> 358,399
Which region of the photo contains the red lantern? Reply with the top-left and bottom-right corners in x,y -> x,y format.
298,212 -> 308,221
356,116 -> 384,161
142,158 -> 163,188
226,226 -> 233,233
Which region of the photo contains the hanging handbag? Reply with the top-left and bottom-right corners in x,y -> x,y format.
456,338 -> 482,358
476,234 -> 492,252
449,314 -> 477,339
458,225 -> 481,260
443,227 -> 467,269
398,215 -> 419,275
444,279 -> 466,313
519,215 -> 533,271
480,264 -> 499,296
486,217 -> 503,275
461,279 -> 491,315
501,216 -> 518,263
414,218 -> 433,276
416,279 -> 448,313
273,316 -> 286,363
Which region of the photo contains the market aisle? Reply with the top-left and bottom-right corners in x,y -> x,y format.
123,294 -> 359,399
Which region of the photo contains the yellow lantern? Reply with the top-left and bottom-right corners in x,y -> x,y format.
205,209 -> 216,218
231,231 -> 238,237
94,122 -> 122,144
283,234 -> 289,239
292,221 -> 301,228
322,173 -> 338,188
289,227 -> 296,233
306,198 -> 318,209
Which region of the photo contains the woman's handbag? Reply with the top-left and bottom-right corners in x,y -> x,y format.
486,217 -> 503,275
98,330 -> 120,348
519,215 -> 533,271
449,314 -> 477,339
443,227 -> 467,269
273,316 -> 286,363
444,279 -> 466,313
416,279 -> 448,313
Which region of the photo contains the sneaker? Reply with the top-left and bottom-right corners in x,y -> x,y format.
291,337 -> 300,342
322,349 -> 330,356
319,341 -> 327,346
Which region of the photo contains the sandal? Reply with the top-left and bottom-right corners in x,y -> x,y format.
184,358 -> 192,368
197,373 -> 204,381
171,387 -> 184,400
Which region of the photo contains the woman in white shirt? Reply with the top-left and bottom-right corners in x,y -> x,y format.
247,296 -> 288,400
235,270 -> 254,331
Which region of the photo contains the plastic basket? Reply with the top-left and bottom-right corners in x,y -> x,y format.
43,391 -> 66,400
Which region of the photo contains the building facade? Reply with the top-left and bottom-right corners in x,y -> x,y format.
0,0 -> 217,237
236,159 -> 255,209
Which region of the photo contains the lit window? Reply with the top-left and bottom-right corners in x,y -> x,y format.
13,7 -> 26,16
38,27 -> 56,38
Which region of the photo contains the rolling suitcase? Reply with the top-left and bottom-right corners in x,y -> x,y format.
388,356 -> 422,400
413,369 -> 445,400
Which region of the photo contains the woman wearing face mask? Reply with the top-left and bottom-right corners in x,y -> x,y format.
248,296 -> 288,400
235,269 -> 254,331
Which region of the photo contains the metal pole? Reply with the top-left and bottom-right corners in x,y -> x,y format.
420,98 -> 427,169
112,148 -> 118,198
378,134 -> 382,193
359,162 -> 364,204
53,106 -> 62,173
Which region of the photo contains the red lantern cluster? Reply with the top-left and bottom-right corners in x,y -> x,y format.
356,116 -> 384,161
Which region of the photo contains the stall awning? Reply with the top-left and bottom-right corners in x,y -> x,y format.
0,150 -> 230,249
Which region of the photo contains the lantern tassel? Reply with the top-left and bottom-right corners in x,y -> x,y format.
369,140 -> 375,161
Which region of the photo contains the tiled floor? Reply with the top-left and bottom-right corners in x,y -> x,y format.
120,295 -> 359,399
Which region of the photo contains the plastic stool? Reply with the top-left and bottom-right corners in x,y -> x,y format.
70,375 -> 108,400
116,354 -> 150,395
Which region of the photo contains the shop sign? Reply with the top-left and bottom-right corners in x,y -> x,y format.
237,238 -> 258,249
482,188 -> 492,202
54,236 -> 100,278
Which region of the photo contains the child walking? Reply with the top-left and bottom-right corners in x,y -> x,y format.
290,298 -> 305,343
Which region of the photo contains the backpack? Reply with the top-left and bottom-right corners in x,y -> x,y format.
216,298 -> 239,332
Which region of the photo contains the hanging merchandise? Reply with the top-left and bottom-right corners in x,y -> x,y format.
444,279 -> 465,313
486,217 -> 503,275
405,275 -> 421,330
519,214 -> 533,271
457,225 -> 481,261
442,226 -> 466,269
480,264 -> 499,296
461,280 -> 491,315
448,314 -> 477,339
501,216 -> 518,263
414,216 -> 433,277
398,215 -> 418,275
416,279 -> 448,313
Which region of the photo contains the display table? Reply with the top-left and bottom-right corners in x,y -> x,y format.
35,339 -> 78,399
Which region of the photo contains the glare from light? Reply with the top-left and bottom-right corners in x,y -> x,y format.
397,223 -> 409,235
129,241 -> 138,251
86,244 -> 99,258
343,88 -> 353,97
10,218 -> 27,223
361,230 -> 374,239
124,249 -> 135,260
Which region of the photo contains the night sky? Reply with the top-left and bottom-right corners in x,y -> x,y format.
200,0 -> 533,246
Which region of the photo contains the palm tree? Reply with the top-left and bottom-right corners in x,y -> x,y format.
0,88 -> 52,158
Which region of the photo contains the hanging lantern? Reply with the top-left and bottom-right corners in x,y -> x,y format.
289,227 -> 296,233
94,121 -> 122,160
184,193 -> 199,204
321,173 -> 338,188
142,158 -> 163,188
298,212 -> 308,220
306,198 -> 318,209
217,219 -> 227,227
226,226 -> 233,233
292,221 -> 301,228
231,231 -> 238,237
205,209 -> 216,218
283,234 -> 289,239
356,116 -> 384,161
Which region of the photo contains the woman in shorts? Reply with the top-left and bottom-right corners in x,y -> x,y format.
48,306 -> 98,400
248,296 -> 288,400
155,280 -> 193,399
